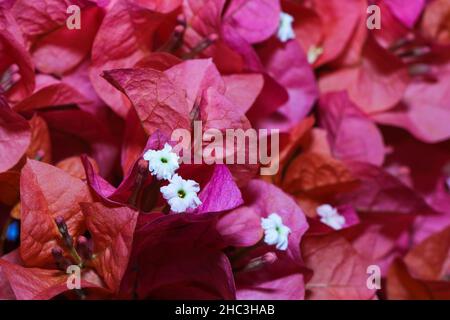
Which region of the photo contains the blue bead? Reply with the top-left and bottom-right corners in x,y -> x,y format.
6,221 -> 19,241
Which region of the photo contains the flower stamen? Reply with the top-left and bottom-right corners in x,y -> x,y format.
158,15 -> 186,53
54,216 -> 84,267
143,143 -> 180,180
160,174 -> 202,213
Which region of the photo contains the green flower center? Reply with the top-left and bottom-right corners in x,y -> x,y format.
177,189 -> 186,199
160,157 -> 168,164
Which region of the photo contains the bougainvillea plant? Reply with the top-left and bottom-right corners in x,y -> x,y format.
0,0 -> 449,300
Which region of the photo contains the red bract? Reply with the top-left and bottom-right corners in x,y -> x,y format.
369,2 -> 450,143
40,109 -> 118,176
335,161 -> 436,215
387,226 -> 450,299
103,59 -> 258,137
20,160 -> 92,266
82,131 -> 169,206
0,8 -> 35,101
102,59 -> 261,183
222,0 -> 280,45
373,62 -> 450,143
11,0 -> 103,76
251,38 -> 318,132
0,160 -> 139,299
118,162 -> 244,299
339,215 -> 413,275
80,202 -> 138,292
285,0 -> 366,68
302,233 -> 377,300
183,0 -> 249,73
90,0 -> 177,117
0,0 -> 449,302
13,78 -> 90,113
421,0 -> 450,46
0,97 -> 30,173
334,161 -> 448,247
382,0 -> 426,28
217,180 -> 309,299
121,216 -> 236,299
0,250 -> 105,300
382,127 -> 449,194
2,57 -> 120,175
318,92 -> 385,166
83,131 -> 244,214
404,226 -> 450,281
319,36 -> 410,113
182,0 -> 318,132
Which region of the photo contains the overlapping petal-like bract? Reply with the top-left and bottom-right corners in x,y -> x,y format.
0,0 -> 449,302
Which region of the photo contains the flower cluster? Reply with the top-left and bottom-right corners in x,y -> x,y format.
0,0 -> 449,301
144,143 -> 201,213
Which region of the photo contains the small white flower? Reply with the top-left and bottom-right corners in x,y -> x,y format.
316,204 -> 346,230
277,12 -> 295,42
143,143 -> 179,180
261,213 -> 291,251
307,45 -> 324,64
160,174 -> 202,213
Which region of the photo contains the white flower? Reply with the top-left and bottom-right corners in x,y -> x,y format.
316,204 -> 346,230
160,174 -> 202,213
143,143 -> 179,180
261,213 -> 291,251
277,12 -> 295,42
307,45 -> 324,64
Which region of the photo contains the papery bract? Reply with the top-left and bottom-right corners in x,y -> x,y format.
320,37 -> 409,113
252,39 -> 318,131
218,180 -> 309,300
336,161 -> 435,215
0,8 -> 35,101
81,202 -> 138,293
302,233 -> 377,300
383,0 -> 426,28
222,0 -> 280,44
319,91 -> 385,166
0,98 -> 30,173
121,216 -> 236,299
11,0 -> 103,75
294,0 -> 365,67
103,67 -> 190,136
90,0 -> 168,117
19,160 -> 92,266
373,64 -> 450,143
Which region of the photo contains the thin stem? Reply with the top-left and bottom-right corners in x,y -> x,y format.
70,247 -> 84,268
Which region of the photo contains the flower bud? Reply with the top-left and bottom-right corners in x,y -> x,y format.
51,247 -> 71,270
243,252 -> 278,272
176,14 -> 186,26
76,236 -> 92,260
55,216 -> 73,248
